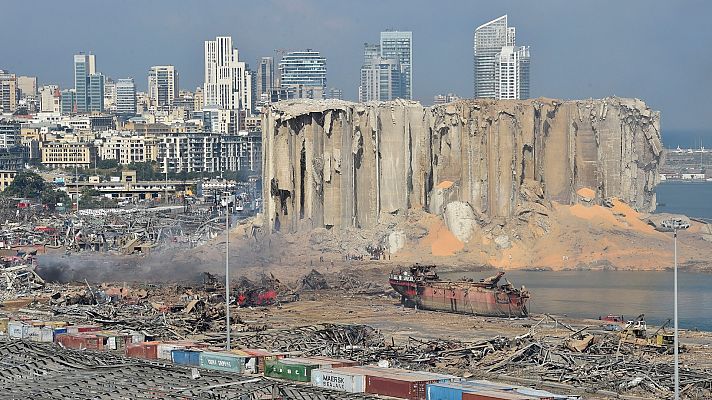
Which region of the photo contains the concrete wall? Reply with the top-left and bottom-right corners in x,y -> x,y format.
262,98 -> 662,233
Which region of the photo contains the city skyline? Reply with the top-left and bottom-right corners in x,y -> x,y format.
1,0 -> 710,139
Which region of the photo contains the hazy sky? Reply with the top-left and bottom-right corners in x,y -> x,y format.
2,0 -> 710,143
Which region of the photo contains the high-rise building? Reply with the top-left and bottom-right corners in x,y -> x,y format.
203,36 -> 252,113
193,87 -> 203,111
494,46 -> 530,100
148,65 -> 179,110
0,71 -> 17,113
115,78 -> 137,117
87,73 -> 104,112
103,77 -> 116,112
433,93 -> 461,105
379,31 -> 412,99
74,53 -> 96,113
255,57 -> 274,106
39,85 -> 61,113
60,89 -> 76,115
17,76 -> 37,98
279,50 -> 327,99
473,15 -> 530,99
358,41 -> 406,102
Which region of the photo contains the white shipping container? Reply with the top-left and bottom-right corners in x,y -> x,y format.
25,326 -> 42,341
8,322 -> 27,339
158,344 -> 185,360
311,368 -> 366,393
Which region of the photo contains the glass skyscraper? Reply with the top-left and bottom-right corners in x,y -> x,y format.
87,73 -> 104,112
278,50 -> 327,99
379,31 -> 412,99
473,15 -> 530,99
73,53 -> 95,113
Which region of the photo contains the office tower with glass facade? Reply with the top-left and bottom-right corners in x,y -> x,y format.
74,53 -> 96,112
115,78 -> 137,117
379,31 -> 412,99
278,50 -> 327,99
87,73 -> 104,112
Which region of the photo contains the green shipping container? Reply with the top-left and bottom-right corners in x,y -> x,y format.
264,358 -> 320,382
199,351 -> 245,373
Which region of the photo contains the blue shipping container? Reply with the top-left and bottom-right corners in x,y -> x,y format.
171,349 -> 202,366
53,328 -> 68,341
427,382 -> 465,400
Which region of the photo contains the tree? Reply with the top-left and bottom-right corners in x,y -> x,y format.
40,188 -> 70,211
3,170 -> 46,198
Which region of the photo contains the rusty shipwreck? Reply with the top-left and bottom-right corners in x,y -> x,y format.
389,265 -> 529,318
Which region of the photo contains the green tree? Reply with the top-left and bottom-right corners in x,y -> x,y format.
3,170 -> 46,198
40,188 -> 70,211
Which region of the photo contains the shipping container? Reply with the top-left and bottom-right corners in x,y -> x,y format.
200,351 -> 245,374
53,327 -> 67,340
0,318 -> 8,334
158,343 -> 186,360
311,367 -> 366,393
8,321 -> 28,339
125,341 -> 159,359
96,332 -> 131,351
264,358 -> 320,382
171,349 -> 202,366
56,333 -> 102,350
239,348 -> 277,373
462,391 -> 536,400
303,356 -> 359,368
199,351 -> 245,373
365,372 -> 437,400
66,325 -> 102,334
427,382 -> 467,400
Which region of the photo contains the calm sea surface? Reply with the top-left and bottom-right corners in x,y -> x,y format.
441,270 -> 712,331
655,181 -> 712,220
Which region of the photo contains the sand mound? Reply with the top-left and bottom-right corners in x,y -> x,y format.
576,187 -> 596,199
420,219 -> 464,256
436,180 -> 454,189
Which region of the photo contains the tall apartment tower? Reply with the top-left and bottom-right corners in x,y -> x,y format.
0,71 -> 17,113
74,53 -> 96,113
115,78 -> 137,117
278,50 -> 327,99
255,57 -> 274,105
203,36 -> 252,113
148,65 -> 179,110
473,15 -> 530,99
359,46 -> 404,102
379,31 -> 412,99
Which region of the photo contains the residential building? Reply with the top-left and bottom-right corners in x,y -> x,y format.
0,121 -> 21,148
0,170 -> 16,192
39,85 -> 61,113
203,36 -> 252,113
148,65 -> 179,110
97,132 -> 146,164
17,76 -> 37,99
60,89 -> 76,115
115,78 -> 137,117
193,87 -> 203,111
222,131 -> 262,172
40,142 -> 96,168
202,106 -> 238,135
433,93 -> 461,105
473,15 -> 530,99
0,71 -> 18,113
0,146 -> 24,170
157,133 -> 221,174
103,77 -> 116,112
327,88 -> 343,100
279,50 -> 327,99
87,73 -> 105,112
494,46 -> 530,100
255,57 -> 274,107
359,56 -> 404,102
379,31 -> 413,99
74,53 -> 96,113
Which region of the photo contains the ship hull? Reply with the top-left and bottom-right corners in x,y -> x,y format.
389,279 -> 528,318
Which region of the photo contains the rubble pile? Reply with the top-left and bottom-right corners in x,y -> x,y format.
0,206 -> 225,255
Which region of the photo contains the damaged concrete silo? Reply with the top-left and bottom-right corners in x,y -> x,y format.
262,98 -> 662,234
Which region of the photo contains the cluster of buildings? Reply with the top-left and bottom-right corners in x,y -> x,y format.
0,15 -> 532,193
